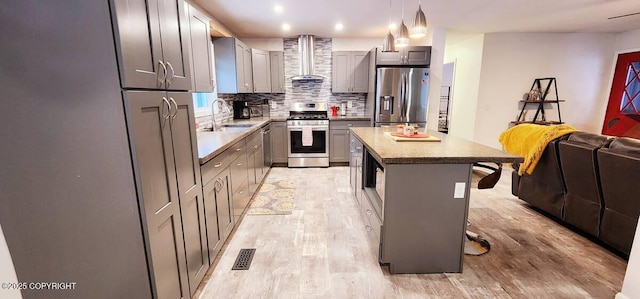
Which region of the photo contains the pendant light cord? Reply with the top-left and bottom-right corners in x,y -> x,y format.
388,0 -> 392,29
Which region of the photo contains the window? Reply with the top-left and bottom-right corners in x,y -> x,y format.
620,61 -> 640,115
192,91 -> 216,118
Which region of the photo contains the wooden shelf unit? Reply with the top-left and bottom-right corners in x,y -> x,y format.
515,77 -> 563,125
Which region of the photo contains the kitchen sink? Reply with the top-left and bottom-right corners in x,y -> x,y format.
221,123 -> 256,128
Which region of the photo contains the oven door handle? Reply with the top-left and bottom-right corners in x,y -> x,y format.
287,127 -> 328,131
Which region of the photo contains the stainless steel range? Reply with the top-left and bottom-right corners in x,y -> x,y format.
287,102 -> 329,167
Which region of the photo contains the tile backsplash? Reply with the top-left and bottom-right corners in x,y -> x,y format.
196,37 -> 368,128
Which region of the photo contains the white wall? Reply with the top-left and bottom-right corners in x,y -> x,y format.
426,28 -> 447,131
332,38 -> 381,51
443,33 -> 485,141
0,225 -> 22,299
614,28 -> 640,52
618,219 -> 640,299
241,38 -> 284,51
473,33 -> 616,149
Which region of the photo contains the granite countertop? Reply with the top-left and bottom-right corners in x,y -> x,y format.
197,115 -> 372,165
350,127 -> 523,165
197,117 -> 271,165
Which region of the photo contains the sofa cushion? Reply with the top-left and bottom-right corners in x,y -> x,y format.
607,137 -> 640,158
567,132 -> 611,148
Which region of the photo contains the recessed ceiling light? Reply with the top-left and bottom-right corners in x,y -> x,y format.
282,23 -> 290,31
273,4 -> 283,13
388,22 -> 397,30
335,23 -> 344,31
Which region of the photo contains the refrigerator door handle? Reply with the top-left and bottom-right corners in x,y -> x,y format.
401,72 -> 407,122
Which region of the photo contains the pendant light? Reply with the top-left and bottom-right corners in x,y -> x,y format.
382,0 -> 396,52
395,0 -> 409,47
410,0 -> 427,38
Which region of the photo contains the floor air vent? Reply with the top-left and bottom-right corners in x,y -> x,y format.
232,248 -> 256,270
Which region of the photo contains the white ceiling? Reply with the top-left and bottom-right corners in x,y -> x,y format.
193,0 -> 640,38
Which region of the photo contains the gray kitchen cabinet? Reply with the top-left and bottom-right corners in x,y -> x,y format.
247,130 -> 264,195
252,49 -> 272,93
202,166 -> 233,262
270,51 -> 285,93
213,37 -> 253,93
330,129 -> 350,162
247,145 -> 258,195
332,51 -> 369,93
271,121 -> 288,163
126,91 -> 204,298
350,132 -> 364,205
262,124 -> 272,176
214,168 -> 234,244
186,4 -> 214,92
375,46 -> 431,66
230,152 -> 250,218
330,120 -> 370,163
112,0 -> 191,90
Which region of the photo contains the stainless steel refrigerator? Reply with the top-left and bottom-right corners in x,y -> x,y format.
374,67 -> 430,127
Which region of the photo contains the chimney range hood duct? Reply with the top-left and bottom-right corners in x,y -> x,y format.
292,35 -> 324,81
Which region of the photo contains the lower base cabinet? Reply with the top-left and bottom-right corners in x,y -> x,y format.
202,167 -> 233,262
331,120 -> 370,163
271,121 -> 288,163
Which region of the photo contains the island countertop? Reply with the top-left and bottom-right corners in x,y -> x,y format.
350,127 -> 523,164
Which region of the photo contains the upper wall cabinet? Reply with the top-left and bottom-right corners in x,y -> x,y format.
375,46 -> 431,66
332,51 -> 370,93
213,37 -> 253,93
186,4 -> 214,93
270,51 -> 285,93
112,0 -> 192,90
251,49 -> 272,93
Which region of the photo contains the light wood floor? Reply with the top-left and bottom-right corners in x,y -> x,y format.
196,167 -> 627,298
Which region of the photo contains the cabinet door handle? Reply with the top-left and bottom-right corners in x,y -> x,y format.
214,162 -> 223,168
161,97 -> 171,127
254,145 -> 258,149
365,225 -> 372,232
166,62 -> 175,86
237,163 -> 243,166
236,148 -> 242,152
366,209 -> 372,216
158,60 -> 168,86
169,97 -> 178,119
347,123 -> 353,127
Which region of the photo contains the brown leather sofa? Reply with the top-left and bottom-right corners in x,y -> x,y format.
511,132 -> 638,256
597,137 -> 640,255
512,135 -> 569,219
558,133 -> 612,236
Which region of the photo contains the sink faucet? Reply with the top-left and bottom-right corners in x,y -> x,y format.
211,98 -> 231,131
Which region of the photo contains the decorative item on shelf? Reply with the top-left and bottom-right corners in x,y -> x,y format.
528,88 -> 541,101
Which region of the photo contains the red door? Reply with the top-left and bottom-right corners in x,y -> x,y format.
602,51 -> 640,138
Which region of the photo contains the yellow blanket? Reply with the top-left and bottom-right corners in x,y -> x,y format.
498,124 -> 576,175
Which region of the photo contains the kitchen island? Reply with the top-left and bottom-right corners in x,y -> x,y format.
349,127 -> 523,274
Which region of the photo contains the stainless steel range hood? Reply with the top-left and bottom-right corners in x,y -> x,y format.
292,35 -> 324,81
